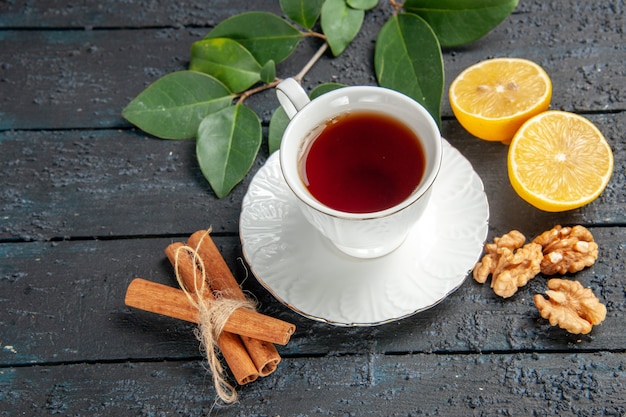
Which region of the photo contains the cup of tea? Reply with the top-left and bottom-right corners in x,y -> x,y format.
276,78 -> 442,258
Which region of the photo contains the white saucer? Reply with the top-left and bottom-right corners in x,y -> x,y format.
239,139 -> 489,326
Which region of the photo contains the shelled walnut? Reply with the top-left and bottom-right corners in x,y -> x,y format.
534,278 -> 606,334
532,225 -> 598,275
473,230 -> 543,298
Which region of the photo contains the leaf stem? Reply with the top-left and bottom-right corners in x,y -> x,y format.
305,30 -> 327,41
389,0 -> 403,14
236,80 -> 282,104
236,42 -> 329,105
294,42 -> 329,83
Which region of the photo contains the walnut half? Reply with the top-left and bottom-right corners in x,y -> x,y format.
534,278 -> 606,334
473,230 -> 543,298
532,225 -> 599,275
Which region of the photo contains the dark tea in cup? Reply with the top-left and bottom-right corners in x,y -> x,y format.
300,111 -> 426,213
276,79 -> 442,258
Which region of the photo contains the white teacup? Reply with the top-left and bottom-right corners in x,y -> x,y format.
276,78 -> 442,258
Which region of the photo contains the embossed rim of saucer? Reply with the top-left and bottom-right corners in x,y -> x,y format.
239,139 -> 489,326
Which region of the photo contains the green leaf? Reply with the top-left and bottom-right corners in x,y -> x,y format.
196,105 -> 262,198
310,82 -> 346,99
321,0 -> 365,56
375,13 -> 444,126
122,71 -> 233,140
190,38 -> 263,93
206,11 -> 303,64
279,0 -> 324,29
403,0 -> 518,47
268,107 -> 289,154
260,60 -> 276,84
268,83 -> 346,154
347,0 -> 379,10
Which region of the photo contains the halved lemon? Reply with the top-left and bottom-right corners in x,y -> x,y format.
508,111 -> 614,212
449,58 -> 552,143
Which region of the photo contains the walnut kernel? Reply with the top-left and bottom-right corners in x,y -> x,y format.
534,278 -> 606,334
473,230 -> 543,298
473,230 -> 526,284
532,225 -> 598,275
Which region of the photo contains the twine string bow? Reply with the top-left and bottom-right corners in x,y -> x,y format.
172,240 -> 255,404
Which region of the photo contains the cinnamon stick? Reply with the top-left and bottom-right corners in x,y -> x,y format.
186,231 -> 287,376
125,278 -> 197,323
163,243 -> 293,344
187,231 -> 250,301
211,327 -> 259,385
124,278 -> 293,345
125,276 -> 257,385
166,241 -> 284,376
163,243 -> 259,385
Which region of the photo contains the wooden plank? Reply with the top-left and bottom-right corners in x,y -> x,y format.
2,352 -> 624,415
0,128 -> 253,240
1,230 -> 624,366
0,0 -> 283,29
1,1 -> 626,131
1,113 -> 624,241
0,29 -> 203,131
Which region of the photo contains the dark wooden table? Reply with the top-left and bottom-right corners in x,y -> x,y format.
1,1 -> 625,415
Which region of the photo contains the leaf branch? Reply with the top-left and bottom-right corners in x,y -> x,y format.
389,0 -> 404,14
236,42 -> 330,104
305,30 -> 328,41
294,42 -> 329,82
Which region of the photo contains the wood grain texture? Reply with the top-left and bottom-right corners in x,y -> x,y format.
2,353 -> 624,415
0,0 -> 284,29
1,231 -> 624,367
1,0 -> 625,414
0,116 -> 624,241
1,2 -> 625,130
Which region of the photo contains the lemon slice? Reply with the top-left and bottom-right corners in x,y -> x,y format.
508,111 -> 614,212
449,58 -> 552,143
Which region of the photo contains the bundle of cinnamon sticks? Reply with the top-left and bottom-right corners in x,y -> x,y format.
125,230 -> 296,386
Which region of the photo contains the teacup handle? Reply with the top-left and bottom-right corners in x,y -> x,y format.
276,78 -> 311,119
